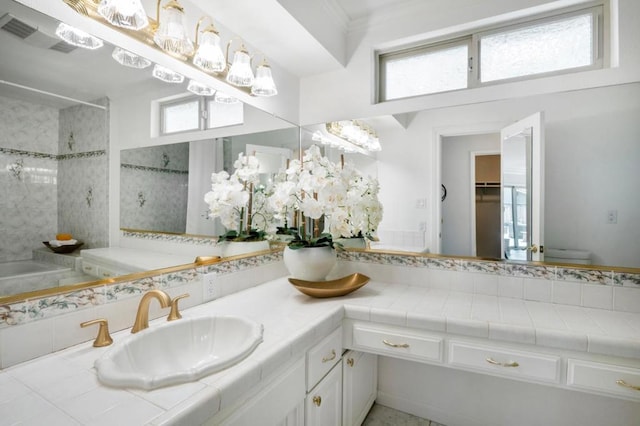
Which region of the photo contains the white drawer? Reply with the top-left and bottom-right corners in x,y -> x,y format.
448,341 -> 560,383
352,324 -> 442,363
567,359 -> 640,401
307,327 -> 342,391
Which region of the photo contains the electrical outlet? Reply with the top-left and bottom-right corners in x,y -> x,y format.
202,273 -> 220,301
606,209 -> 618,224
419,221 -> 426,231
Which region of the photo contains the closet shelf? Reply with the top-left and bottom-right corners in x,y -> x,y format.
475,182 -> 501,188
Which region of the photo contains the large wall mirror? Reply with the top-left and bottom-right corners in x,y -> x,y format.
302,82 -> 640,270
0,0 -> 296,299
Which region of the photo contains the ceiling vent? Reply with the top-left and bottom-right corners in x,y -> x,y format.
0,13 -> 76,53
49,40 -> 78,53
0,13 -> 37,39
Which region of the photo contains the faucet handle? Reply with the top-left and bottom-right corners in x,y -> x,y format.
167,294 -> 190,321
80,318 -> 113,347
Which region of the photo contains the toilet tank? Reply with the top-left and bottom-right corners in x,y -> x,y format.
545,248 -> 591,265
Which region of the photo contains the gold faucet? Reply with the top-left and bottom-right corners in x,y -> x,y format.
131,289 -> 171,333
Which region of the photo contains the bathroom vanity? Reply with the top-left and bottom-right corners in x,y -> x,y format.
1,267 -> 639,425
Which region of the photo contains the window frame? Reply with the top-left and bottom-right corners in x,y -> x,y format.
159,96 -> 203,136
378,37 -> 472,102
376,3 -> 606,103
159,95 -> 244,136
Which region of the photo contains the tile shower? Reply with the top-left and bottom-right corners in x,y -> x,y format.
0,95 -> 108,269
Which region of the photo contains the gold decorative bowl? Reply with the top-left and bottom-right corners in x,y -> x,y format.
288,273 -> 370,298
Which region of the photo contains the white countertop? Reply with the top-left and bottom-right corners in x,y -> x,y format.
1,278 -> 639,425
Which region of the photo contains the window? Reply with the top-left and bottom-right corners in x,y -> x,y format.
380,39 -> 469,101
161,98 -> 200,134
159,96 -> 244,135
377,5 -> 604,102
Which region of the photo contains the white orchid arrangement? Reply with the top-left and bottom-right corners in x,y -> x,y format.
204,153 -> 276,242
268,145 -> 383,249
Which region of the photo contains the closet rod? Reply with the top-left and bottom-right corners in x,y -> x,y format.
0,80 -> 107,110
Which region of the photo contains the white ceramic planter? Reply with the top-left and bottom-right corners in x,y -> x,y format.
283,246 -> 337,281
221,240 -> 270,257
335,237 -> 367,249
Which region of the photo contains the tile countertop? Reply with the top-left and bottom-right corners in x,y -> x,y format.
1,278 -> 640,426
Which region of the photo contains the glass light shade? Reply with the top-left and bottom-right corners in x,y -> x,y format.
152,64 -> 184,83
55,23 -> 103,50
153,1 -> 194,57
251,63 -> 277,97
187,80 -> 215,96
193,30 -> 225,73
112,47 -> 151,69
97,0 -> 149,30
226,48 -> 254,87
213,91 -> 239,104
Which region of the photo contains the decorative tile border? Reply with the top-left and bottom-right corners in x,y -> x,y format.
121,163 -> 189,175
1,249 -> 638,329
121,229 -> 218,246
0,148 -> 106,160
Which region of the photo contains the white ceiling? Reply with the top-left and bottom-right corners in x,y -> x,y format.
0,0 -> 409,108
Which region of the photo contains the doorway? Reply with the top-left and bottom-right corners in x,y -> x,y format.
473,153 -> 501,258
440,133 -> 500,257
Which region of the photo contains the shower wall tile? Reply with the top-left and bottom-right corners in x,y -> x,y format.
0,96 -> 59,262
120,165 -> 188,234
0,97 -> 58,154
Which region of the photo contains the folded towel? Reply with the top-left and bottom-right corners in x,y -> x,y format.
49,239 -> 78,247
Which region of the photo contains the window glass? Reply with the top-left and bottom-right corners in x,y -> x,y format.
162,99 -> 199,134
479,12 -> 594,82
381,42 -> 468,101
206,100 -> 244,129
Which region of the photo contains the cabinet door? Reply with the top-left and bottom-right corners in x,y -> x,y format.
306,362 -> 343,426
342,351 -> 377,426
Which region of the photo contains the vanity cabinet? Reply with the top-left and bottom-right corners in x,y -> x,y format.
305,361 -> 343,426
214,358 -> 306,426
342,351 -> 377,426
567,359 -> 640,401
448,340 -> 561,384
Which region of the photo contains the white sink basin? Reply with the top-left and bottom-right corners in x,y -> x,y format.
95,315 -> 263,390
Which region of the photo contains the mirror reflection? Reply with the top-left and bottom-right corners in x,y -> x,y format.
307,83 -> 639,269
120,127 -> 299,237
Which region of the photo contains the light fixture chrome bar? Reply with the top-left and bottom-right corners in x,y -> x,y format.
0,79 -> 108,110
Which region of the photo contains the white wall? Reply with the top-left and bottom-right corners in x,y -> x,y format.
299,0 -> 640,124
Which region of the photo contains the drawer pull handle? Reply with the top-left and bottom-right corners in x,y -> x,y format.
346,358 -> 354,367
313,396 -> 322,407
322,349 -> 336,363
383,339 -> 410,349
486,357 -> 519,368
616,380 -> 640,391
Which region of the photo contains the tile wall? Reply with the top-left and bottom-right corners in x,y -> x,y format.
0,96 -> 109,261
120,144 -> 189,233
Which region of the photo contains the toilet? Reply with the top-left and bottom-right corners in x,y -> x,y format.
545,248 -> 591,265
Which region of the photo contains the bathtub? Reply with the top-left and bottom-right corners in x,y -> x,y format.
0,260 -> 73,297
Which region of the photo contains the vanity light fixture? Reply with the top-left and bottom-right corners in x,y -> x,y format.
226,42 -> 254,87
312,131 -> 364,154
251,58 -> 278,97
192,17 -> 226,73
112,47 -> 151,68
152,64 -> 184,83
60,0 -> 279,97
327,121 -> 382,152
213,90 -> 240,104
97,0 -> 149,30
55,22 -> 103,50
153,0 -> 194,59
187,79 -> 215,96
